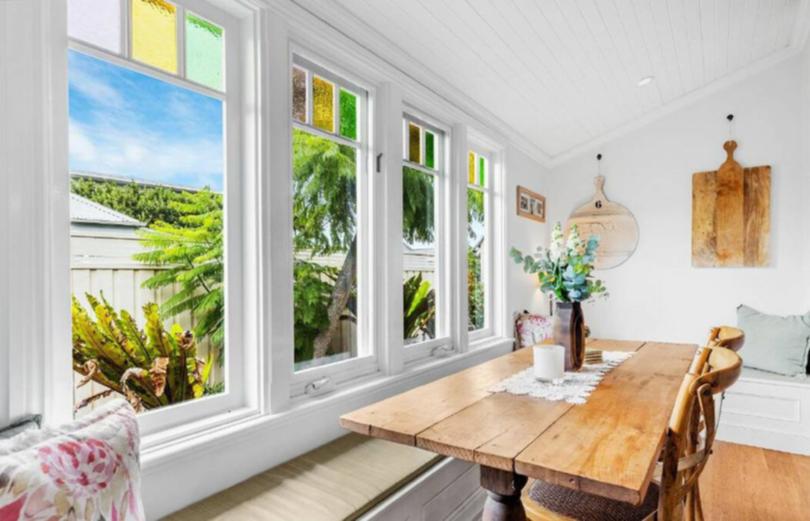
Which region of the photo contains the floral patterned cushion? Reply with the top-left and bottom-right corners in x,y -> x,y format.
514,312 -> 553,349
0,400 -> 144,521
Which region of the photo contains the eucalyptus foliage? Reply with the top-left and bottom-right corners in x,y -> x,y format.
510,223 -> 607,303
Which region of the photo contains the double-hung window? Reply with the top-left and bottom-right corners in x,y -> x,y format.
67,0 -> 244,435
401,115 -> 451,360
467,149 -> 493,338
289,56 -> 374,394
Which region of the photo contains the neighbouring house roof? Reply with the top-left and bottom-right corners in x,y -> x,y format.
70,193 -> 144,227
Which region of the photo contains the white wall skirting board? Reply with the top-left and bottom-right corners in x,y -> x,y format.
718,371 -> 810,456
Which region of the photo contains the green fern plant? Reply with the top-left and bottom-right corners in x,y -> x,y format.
133,189 -> 224,359
72,293 -> 214,412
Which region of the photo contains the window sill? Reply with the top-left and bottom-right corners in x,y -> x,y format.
140,335 -> 513,471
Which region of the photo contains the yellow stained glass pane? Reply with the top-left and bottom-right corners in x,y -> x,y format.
132,0 -> 177,74
312,76 -> 335,132
468,151 -> 475,184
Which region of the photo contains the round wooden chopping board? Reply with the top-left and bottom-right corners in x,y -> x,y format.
566,176 -> 639,270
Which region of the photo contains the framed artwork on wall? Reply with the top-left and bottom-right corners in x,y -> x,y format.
517,185 -> 545,223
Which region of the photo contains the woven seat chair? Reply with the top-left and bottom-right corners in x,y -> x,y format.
523,346 -> 742,521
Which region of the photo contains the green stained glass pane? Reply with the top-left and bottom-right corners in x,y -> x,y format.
339,89 -> 357,140
425,131 -> 435,169
408,123 -> 421,163
313,76 -> 335,132
186,13 -> 223,90
478,156 -> 486,186
292,67 -> 307,123
468,152 -> 475,184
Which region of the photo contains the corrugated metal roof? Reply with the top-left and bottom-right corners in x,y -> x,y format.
70,193 -> 144,227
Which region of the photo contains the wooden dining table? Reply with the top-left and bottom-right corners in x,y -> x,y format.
340,339 -> 697,520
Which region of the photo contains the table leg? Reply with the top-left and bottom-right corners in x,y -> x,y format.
480,466 -> 528,521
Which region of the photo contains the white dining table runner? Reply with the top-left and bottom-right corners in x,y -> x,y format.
489,350 -> 635,404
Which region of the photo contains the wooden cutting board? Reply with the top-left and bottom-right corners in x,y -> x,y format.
567,176 -> 639,270
692,141 -> 770,267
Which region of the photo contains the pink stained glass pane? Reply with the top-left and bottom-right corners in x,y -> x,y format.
68,0 -> 122,54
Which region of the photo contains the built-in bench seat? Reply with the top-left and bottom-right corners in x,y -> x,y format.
165,433 -> 443,521
719,367 -> 810,455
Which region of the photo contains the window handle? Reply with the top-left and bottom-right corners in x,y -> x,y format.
305,377 -> 332,395
376,153 -> 383,173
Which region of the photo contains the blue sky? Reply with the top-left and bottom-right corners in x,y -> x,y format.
69,50 -> 224,191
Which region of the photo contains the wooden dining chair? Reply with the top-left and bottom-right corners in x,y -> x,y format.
523,346 -> 742,521
707,326 -> 745,352
704,326 -> 744,437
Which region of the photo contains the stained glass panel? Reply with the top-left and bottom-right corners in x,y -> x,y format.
312,76 -> 335,132
468,151 -> 475,184
186,13 -> 223,90
409,123 -> 421,164
132,0 -> 178,74
425,131 -> 435,169
339,89 -> 358,140
292,67 -> 307,123
68,0 -> 122,54
479,156 -> 486,187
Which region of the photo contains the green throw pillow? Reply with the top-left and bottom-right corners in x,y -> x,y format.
736,305 -> 810,376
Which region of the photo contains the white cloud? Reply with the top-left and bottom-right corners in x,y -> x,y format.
69,122 -> 97,163
69,66 -> 125,110
70,120 -> 223,189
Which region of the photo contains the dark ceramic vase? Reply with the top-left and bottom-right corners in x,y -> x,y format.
553,301 -> 585,371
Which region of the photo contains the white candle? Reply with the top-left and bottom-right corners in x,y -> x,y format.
533,344 -> 565,381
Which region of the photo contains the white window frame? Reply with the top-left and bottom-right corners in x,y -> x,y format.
400,112 -> 454,363
66,0 -> 250,437
287,50 -> 378,398
466,147 -> 495,342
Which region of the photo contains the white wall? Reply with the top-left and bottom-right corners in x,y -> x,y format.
802,47 -> 810,311
547,56 -> 808,345
505,146 -> 551,319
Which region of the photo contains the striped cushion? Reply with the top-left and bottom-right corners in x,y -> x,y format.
166,434 -> 441,521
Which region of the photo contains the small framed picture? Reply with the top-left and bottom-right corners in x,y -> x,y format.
519,193 -> 531,212
517,186 -> 546,223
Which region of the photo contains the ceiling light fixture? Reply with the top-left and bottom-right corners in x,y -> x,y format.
637,75 -> 655,87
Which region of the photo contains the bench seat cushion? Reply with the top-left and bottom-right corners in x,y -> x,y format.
166,434 -> 442,521
741,366 -> 810,384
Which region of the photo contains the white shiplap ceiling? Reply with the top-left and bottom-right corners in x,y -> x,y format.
296,0 -> 809,164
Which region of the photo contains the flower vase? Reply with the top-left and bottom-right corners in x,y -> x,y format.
553,302 -> 585,371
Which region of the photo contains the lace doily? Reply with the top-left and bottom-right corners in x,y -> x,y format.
489,350 -> 634,404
